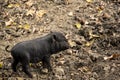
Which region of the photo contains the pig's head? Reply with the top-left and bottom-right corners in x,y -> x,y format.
50,32 -> 69,54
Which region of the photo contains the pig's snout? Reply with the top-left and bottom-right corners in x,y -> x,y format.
62,41 -> 70,49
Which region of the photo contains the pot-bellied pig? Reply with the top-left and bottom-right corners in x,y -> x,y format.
5,32 -> 69,78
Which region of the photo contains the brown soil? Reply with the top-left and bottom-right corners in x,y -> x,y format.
0,0 -> 120,80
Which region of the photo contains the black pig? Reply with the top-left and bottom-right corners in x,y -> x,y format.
5,32 -> 69,78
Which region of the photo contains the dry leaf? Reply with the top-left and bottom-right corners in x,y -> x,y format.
96,6 -> 104,13
92,34 -> 100,38
23,24 -> 30,30
85,21 -> 89,25
85,39 -> 94,47
57,60 -> 65,65
26,9 -> 35,16
89,30 -> 100,39
90,34 -> 100,39
75,23 -> 81,30
104,53 -> 120,60
78,66 -> 90,72
0,62 -> 3,68
36,10 -> 46,18
8,3 -> 20,8
18,25 -> 23,28
64,0 -> 70,4
42,68 -> 48,73
16,77 -> 24,80
25,0 -> 34,7
68,40 -> 76,47
102,13 -> 111,19
68,12 -> 73,16
88,29 -> 92,36
5,26 -> 11,28
12,22 -> 17,25
82,66 -> 90,72
86,0 -> 93,3
18,24 -> 31,30
5,19 -> 13,26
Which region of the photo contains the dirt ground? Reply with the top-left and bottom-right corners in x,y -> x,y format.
0,0 -> 120,80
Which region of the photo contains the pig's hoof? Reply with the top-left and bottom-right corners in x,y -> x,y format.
29,75 -> 33,78
28,74 -> 33,78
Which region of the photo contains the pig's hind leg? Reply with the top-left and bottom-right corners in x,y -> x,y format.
21,56 -> 33,78
12,58 -> 19,72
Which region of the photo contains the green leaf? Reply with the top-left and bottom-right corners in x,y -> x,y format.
0,62 -> 3,68
75,23 -> 81,30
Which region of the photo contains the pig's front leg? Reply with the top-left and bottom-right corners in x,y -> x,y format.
42,56 -> 52,72
22,64 -> 33,78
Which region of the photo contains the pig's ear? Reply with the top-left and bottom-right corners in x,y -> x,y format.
52,34 -> 57,42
